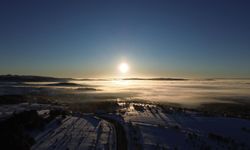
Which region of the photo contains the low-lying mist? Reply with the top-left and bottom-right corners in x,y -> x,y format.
1,79 -> 250,108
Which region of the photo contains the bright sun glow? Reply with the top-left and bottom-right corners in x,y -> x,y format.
118,63 -> 129,73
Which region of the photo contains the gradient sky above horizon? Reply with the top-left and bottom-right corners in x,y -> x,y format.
0,0 -> 250,78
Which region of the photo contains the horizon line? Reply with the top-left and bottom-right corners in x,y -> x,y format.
1,74 -> 250,81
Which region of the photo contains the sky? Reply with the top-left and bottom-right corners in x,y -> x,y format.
0,0 -> 250,78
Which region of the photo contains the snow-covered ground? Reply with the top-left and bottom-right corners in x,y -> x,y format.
1,101 -> 250,149
32,115 -> 116,150
0,103 -> 63,119
119,102 -> 250,149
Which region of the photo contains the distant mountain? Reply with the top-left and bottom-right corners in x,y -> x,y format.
45,82 -> 83,86
0,75 -> 71,82
0,75 -> 188,82
123,77 -> 188,81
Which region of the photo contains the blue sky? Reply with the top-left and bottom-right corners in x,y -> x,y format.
0,0 -> 250,78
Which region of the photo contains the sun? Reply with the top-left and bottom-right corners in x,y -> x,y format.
118,63 -> 129,73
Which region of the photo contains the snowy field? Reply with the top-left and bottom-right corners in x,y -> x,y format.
119,102 -> 250,149
1,101 -> 250,149
0,103 -> 63,119
32,115 -> 116,150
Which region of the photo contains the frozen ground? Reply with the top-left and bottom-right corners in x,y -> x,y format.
1,101 -> 250,150
0,103 -> 63,119
32,115 -> 116,150
118,102 -> 250,150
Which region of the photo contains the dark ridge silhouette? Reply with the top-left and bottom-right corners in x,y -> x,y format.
45,82 -> 83,86
0,75 -> 189,82
76,87 -> 99,91
122,77 -> 188,81
0,75 -> 71,82
74,78 -> 108,81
